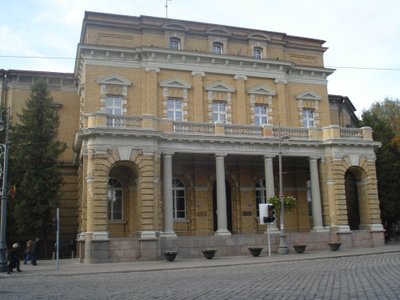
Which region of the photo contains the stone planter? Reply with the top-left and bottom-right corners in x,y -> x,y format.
328,243 -> 341,251
248,247 -> 263,257
163,250 -> 178,262
293,244 -> 307,254
202,248 -> 217,259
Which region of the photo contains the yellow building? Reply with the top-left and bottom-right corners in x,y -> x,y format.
1,11 -> 384,263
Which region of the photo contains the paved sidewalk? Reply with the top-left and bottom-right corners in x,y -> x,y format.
5,242 -> 400,277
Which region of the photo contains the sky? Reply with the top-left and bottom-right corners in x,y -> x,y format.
1,0 -> 399,116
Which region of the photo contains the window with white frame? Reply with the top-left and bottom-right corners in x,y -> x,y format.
169,37 -> 181,50
107,178 -> 123,221
303,108 -> 315,128
212,101 -> 226,123
212,42 -> 223,54
172,178 -> 186,219
255,179 -> 267,217
253,47 -> 263,59
167,98 -> 183,121
254,104 -> 268,125
106,96 -> 123,126
105,96 -> 122,115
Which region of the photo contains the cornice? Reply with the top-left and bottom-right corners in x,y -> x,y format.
76,45 -> 332,84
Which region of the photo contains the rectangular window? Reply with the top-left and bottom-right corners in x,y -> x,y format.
212,101 -> 226,123
303,108 -> 315,128
106,96 -> 123,127
105,96 -> 122,115
212,42 -> 223,54
253,47 -> 262,59
167,98 -> 183,121
254,104 -> 268,125
169,37 -> 181,50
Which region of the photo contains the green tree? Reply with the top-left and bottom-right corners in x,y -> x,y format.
8,80 -> 66,238
361,98 -> 400,234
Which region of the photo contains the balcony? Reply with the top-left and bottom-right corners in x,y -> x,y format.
78,112 -> 375,145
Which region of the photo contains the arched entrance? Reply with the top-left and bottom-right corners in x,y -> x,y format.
345,170 -> 361,230
212,181 -> 232,232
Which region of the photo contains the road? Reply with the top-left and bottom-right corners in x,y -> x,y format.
1,252 -> 399,299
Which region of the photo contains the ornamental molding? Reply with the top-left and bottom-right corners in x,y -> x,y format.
247,32 -> 271,41
296,91 -> 322,101
205,81 -> 235,92
159,78 -> 192,89
162,22 -> 189,32
206,27 -> 232,37
96,74 -> 132,86
247,84 -> 276,96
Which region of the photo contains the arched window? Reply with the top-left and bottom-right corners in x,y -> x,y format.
169,37 -> 181,50
108,178 -> 123,220
255,179 -> 266,217
212,42 -> 223,54
253,47 -> 263,59
172,178 -> 186,219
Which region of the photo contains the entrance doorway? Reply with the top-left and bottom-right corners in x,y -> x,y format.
345,171 -> 360,230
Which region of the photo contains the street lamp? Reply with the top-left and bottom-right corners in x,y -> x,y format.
278,129 -> 290,255
0,109 -> 10,272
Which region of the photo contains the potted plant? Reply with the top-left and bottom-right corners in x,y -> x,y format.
248,246 -> 263,257
202,248 -> 217,259
293,244 -> 307,254
163,250 -> 178,262
268,195 -> 296,211
328,242 -> 341,251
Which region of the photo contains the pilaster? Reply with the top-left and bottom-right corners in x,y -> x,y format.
191,71 -> 205,122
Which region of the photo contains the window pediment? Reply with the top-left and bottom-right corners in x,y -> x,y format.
205,81 -> 235,92
160,78 -> 191,89
207,27 -> 231,37
163,22 -> 189,32
296,91 -> 322,101
247,32 -> 271,41
248,85 -> 276,96
97,74 -> 132,86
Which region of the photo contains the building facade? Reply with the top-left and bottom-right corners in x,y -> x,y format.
1,12 -> 384,263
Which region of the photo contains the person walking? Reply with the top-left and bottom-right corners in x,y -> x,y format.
24,240 -> 33,264
31,237 -> 39,266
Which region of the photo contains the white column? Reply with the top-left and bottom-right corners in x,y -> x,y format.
310,157 -> 325,231
264,156 -> 275,199
162,153 -> 176,237
215,154 -> 231,235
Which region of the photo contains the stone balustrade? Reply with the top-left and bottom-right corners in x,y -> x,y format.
83,112 -> 373,142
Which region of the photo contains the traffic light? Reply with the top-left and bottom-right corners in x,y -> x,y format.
264,204 -> 275,224
259,203 -> 275,225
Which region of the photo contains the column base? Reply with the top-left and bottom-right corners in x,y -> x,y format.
161,231 -> 177,238
312,226 -> 329,232
214,229 -> 231,236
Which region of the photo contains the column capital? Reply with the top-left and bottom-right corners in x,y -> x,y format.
234,74 -> 248,80
191,71 -> 205,77
145,67 -> 160,73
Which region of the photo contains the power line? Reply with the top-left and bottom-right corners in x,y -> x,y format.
1,54 -> 400,71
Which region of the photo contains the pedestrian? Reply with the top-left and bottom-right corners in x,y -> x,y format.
6,243 -> 21,274
24,240 -> 33,264
31,237 -> 39,265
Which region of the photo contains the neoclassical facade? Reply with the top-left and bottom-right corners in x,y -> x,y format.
1,12 -> 384,263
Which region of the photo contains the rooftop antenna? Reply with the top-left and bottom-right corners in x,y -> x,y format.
165,0 -> 172,18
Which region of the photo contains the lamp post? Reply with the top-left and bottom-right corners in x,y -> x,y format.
0,109 -> 10,272
278,128 -> 289,255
